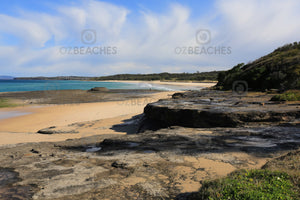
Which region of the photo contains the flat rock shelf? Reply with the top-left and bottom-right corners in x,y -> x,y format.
144,90 -> 300,128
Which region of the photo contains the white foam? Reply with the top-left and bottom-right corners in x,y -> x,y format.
136,83 -> 175,91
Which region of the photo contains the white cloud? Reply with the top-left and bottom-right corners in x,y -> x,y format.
0,14 -> 51,47
215,0 -> 300,56
0,0 -> 300,76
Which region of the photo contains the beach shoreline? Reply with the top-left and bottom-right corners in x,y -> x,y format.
0,80 -> 217,146
97,80 -> 217,88
0,90 -> 174,146
0,85 -> 298,199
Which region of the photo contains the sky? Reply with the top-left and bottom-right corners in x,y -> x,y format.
0,0 -> 300,77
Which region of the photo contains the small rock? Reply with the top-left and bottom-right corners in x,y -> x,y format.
111,161 -> 128,169
89,87 -> 109,92
172,93 -> 185,99
30,149 -> 39,154
37,126 -> 78,134
234,101 -> 242,105
143,163 -> 150,167
37,126 -> 56,134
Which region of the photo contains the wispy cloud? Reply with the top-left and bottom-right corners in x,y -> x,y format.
0,0 -> 299,76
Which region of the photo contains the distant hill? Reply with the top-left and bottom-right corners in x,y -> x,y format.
14,76 -> 91,80
93,71 -> 221,82
217,42 -> 300,91
0,76 -> 14,80
14,72 -> 221,82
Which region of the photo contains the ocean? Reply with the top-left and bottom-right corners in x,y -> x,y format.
0,80 -> 186,92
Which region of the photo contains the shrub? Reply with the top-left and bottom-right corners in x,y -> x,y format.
271,90 -> 300,101
217,42 -> 300,91
192,169 -> 298,200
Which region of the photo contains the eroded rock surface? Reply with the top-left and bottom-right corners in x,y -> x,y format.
0,124 -> 299,199
0,90 -> 299,199
144,90 -> 300,128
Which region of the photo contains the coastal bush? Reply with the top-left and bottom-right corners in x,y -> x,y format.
271,90 -> 300,101
192,169 -> 298,200
16,72 -> 222,81
217,41 -> 300,91
93,71 -> 221,82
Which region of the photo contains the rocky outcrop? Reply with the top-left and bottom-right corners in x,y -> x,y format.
144,90 -> 300,128
1,90 -> 299,199
1,124 -> 300,199
88,87 -> 109,92
37,126 -> 79,134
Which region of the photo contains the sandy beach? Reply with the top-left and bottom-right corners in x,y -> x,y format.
0,82 -> 298,199
0,91 -> 174,146
101,80 -> 216,88
2,82 -> 245,199
1,1 -> 299,198
0,81 -> 216,146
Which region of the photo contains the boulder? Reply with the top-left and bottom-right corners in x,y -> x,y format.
89,87 -> 109,92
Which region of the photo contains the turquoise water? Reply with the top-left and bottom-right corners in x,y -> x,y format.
0,80 -> 140,92
0,80 -> 187,92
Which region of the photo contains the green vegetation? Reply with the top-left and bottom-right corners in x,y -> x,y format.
192,169 -> 298,200
217,41 -> 300,91
92,71 -> 221,82
16,72 -> 221,82
190,150 -> 300,199
0,98 -> 17,108
271,90 -> 300,101
262,150 -> 300,198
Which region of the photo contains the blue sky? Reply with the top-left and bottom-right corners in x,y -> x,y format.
0,0 -> 300,77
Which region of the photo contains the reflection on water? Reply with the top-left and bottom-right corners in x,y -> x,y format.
85,146 -> 102,152
0,111 -> 31,120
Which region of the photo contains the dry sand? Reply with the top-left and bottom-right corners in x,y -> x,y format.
0,81 -> 216,146
0,91 -> 173,146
